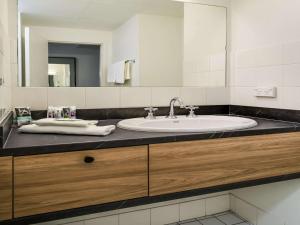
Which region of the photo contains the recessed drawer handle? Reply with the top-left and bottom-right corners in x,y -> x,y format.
84,156 -> 95,164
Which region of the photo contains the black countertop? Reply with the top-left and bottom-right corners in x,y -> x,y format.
2,115 -> 300,157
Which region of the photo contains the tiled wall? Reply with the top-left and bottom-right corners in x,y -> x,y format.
230,0 -> 300,110
231,43 -> 300,110
36,193 -> 230,225
229,1 -> 300,225
0,0 -> 17,122
12,87 -> 229,110
230,194 -> 284,225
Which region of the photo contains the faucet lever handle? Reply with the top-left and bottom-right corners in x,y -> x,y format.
144,107 -> 158,112
185,105 -> 199,110
185,105 -> 199,117
144,107 -> 158,119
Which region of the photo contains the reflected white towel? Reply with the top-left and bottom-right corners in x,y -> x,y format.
32,118 -> 98,127
19,124 -> 116,136
114,60 -> 126,84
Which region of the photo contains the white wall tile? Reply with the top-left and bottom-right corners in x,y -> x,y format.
85,87 -> 120,109
283,42 -> 300,64
119,209 -> 150,225
234,66 -> 283,87
47,87 -> 85,108
229,194 -> 236,212
85,215 -> 118,225
283,64 -> 300,87
180,87 -> 206,105
12,87 -> 48,110
206,195 -> 230,215
257,210 -> 285,225
206,87 -> 230,105
282,87 -> 300,110
151,204 -> 179,225
232,197 -> 257,225
120,87 -> 151,108
179,199 -> 205,221
237,46 -> 282,68
151,87 -> 180,107
66,222 -> 84,225
254,87 -> 284,109
10,38 -> 17,64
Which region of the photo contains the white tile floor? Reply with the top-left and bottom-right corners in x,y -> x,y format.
166,211 -> 251,225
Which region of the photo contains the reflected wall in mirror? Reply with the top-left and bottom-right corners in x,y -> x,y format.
18,0 -> 227,88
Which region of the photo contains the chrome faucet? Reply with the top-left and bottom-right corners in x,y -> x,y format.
167,97 -> 184,119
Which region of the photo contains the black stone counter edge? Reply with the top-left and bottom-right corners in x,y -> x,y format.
230,105 -> 300,123
0,112 -> 13,148
2,126 -> 300,157
3,172 -> 300,225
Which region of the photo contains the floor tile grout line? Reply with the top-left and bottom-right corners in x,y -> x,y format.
167,211 -> 251,225
214,214 -> 228,225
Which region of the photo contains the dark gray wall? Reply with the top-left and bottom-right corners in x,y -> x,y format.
48,43 -> 100,87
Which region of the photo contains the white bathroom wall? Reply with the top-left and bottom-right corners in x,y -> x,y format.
112,16 -> 140,86
230,0 -> 300,110
12,86 -> 229,110
183,3 -> 226,87
20,26 -> 113,87
112,14 -> 183,87
0,0 -> 17,122
229,0 -> 300,224
24,26 -> 48,87
138,14 -> 183,87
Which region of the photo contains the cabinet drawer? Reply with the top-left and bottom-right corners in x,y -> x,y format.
149,132 -> 300,196
15,146 -> 148,218
0,157 -> 12,221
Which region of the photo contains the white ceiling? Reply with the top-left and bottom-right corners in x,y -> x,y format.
19,0 -> 183,30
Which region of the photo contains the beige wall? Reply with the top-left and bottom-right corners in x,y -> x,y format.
24,26 -> 48,87
230,0 -> 300,111
21,25 -> 113,87
230,0 -> 300,225
139,14 -> 183,87
183,3 -> 226,87
112,15 -> 140,86
0,0 -> 17,122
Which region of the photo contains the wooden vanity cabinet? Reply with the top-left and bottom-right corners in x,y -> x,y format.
149,132 -> 300,196
0,157 -> 12,221
14,146 -> 148,218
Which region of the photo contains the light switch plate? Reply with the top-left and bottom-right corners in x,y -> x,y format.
254,87 -> 277,98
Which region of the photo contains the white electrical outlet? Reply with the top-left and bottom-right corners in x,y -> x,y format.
254,87 -> 277,98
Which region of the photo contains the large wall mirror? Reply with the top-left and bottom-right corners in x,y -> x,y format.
18,0 -> 227,88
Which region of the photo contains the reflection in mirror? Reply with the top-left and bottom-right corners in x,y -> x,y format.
18,0 -> 227,88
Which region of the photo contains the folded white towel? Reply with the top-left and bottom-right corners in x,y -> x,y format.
114,60 -> 126,84
32,118 -> 98,127
19,124 -> 116,136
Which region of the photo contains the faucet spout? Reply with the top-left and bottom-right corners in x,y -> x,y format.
167,97 -> 184,119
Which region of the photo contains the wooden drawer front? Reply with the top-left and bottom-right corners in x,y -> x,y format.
0,157 -> 12,221
15,146 -> 148,218
149,132 -> 300,196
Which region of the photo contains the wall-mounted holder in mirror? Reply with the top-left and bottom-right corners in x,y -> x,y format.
18,0 -> 227,88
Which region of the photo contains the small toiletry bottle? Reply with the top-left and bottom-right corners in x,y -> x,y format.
70,106 -> 77,119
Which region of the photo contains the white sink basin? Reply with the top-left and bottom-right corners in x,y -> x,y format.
117,115 -> 258,133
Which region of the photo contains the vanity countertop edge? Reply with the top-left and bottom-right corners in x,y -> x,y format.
2,116 -> 300,157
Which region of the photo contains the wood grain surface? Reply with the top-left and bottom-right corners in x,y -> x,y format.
149,132 -> 300,196
0,157 -> 12,221
14,146 -> 148,217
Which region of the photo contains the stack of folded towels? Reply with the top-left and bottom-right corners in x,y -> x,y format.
18,118 -> 116,136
